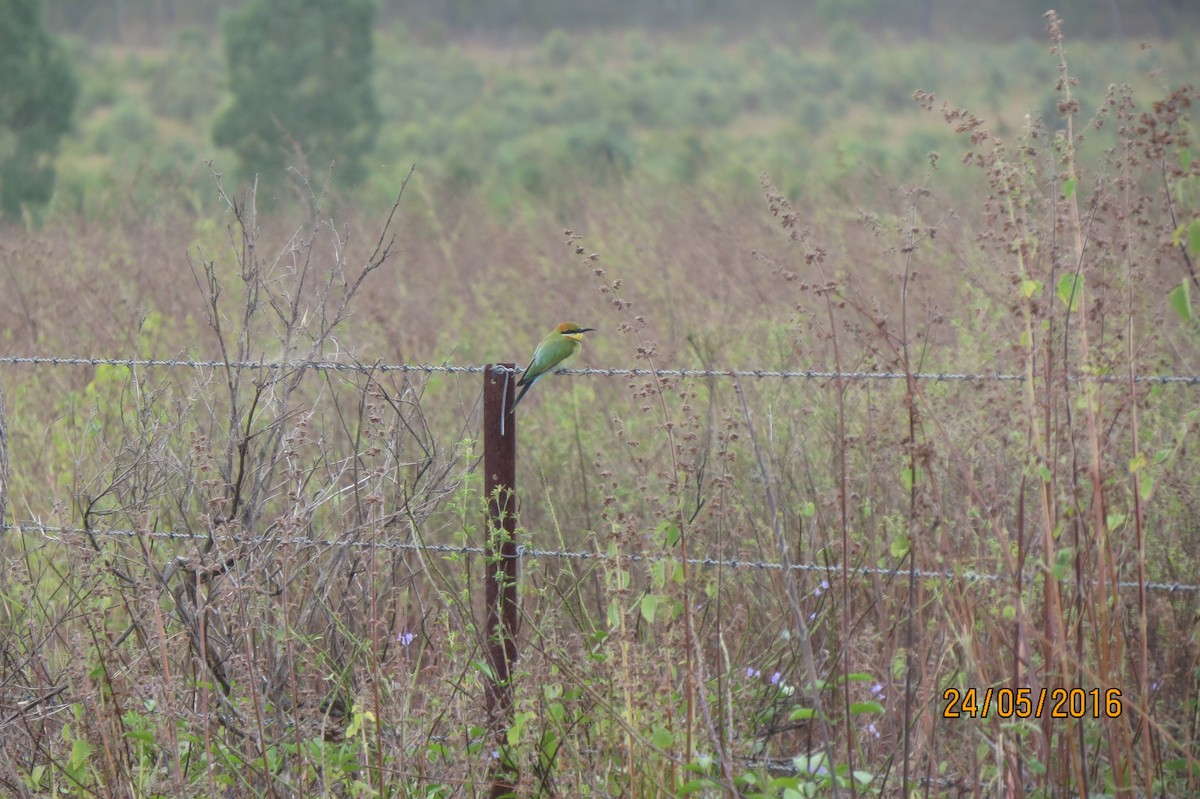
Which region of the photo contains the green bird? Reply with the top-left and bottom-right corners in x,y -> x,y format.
510,322 -> 596,414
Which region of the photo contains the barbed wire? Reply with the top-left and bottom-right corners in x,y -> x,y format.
4,356 -> 1197,593
6,521 -> 1197,595
0,355 -> 485,375
2,354 -> 1199,385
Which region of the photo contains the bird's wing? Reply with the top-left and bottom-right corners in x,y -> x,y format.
517,343 -> 545,387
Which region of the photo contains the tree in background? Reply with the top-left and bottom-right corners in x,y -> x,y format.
0,0 -> 78,219
214,0 -> 380,189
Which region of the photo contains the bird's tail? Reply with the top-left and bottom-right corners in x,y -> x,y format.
508,380 -> 533,415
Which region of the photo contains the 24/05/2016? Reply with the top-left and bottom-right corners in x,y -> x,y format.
942,687 -> 1123,719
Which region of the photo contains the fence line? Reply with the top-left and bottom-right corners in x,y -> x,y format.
2,354 -> 1200,386
5,521 -> 1197,595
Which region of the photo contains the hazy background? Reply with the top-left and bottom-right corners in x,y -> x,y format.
8,0 -> 1197,230
40,0 -> 1200,41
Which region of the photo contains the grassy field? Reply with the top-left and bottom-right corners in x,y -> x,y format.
2,11 -> 1200,798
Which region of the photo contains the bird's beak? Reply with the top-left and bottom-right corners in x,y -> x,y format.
579,327 -> 596,333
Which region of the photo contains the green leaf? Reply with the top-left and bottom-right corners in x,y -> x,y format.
650,560 -> 666,587
69,738 -> 93,770
472,659 -> 496,681
841,672 -> 874,683
1164,757 -> 1200,775
1063,175 -> 1077,200
507,711 -> 535,746
1139,474 -> 1155,501
793,752 -> 829,776
680,779 -> 716,795
681,777 -> 715,791
607,599 -> 621,628
789,706 -> 817,720
1190,218 -> 1200,255
900,465 -> 922,491
640,594 -> 658,625
537,730 -> 559,762
125,729 -> 155,745
889,535 -> 910,558
1052,548 -> 1073,581
651,725 -> 675,750
1170,281 -> 1192,322
1020,279 -> 1042,299
1056,273 -> 1083,312
345,713 -> 362,738
849,701 -> 885,715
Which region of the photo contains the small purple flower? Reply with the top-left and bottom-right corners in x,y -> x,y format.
770,671 -> 782,686
490,750 -> 499,760
397,632 -> 415,646
872,683 -> 884,697
868,722 -> 879,738
745,667 -> 761,679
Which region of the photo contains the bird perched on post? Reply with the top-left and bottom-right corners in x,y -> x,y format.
510,322 -> 596,414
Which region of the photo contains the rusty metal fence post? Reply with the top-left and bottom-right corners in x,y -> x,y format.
483,364 -> 519,797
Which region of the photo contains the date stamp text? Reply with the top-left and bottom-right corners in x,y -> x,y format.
942,687 -> 1123,719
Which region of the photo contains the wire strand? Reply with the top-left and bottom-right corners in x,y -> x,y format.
2,354 -> 1199,385
7,521 -> 1197,595
3,356 -> 1195,593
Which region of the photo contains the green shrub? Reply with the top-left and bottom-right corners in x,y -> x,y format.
144,31 -> 221,123
213,0 -> 380,188
87,97 -> 157,156
539,28 -> 573,67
